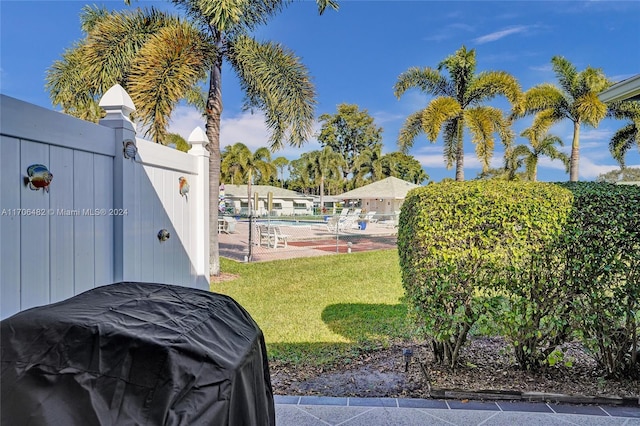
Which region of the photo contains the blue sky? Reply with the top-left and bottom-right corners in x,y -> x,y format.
2,1 -> 639,182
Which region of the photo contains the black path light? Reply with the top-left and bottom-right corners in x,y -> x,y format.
402,348 -> 413,372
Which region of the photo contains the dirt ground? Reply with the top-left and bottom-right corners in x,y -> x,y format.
269,337 -> 639,400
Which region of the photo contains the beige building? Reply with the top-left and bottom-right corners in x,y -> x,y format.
335,176 -> 421,217
222,184 -> 314,216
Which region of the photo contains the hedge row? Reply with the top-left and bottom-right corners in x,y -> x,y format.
398,181 -> 639,378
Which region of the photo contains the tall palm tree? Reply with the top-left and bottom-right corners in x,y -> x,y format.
519,56 -> 610,181
46,0 -> 338,275
306,147 -> 345,211
394,46 -> 523,181
272,156 -> 290,187
511,112 -> 569,181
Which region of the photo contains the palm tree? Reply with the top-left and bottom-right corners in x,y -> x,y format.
394,46 -> 523,181
305,147 -> 345,211
46,0 -> 338,275
272,156 -> 290,187
353,143 -> 384,185
519,56 -> 610,181
605,100 -> 640,168
511,112 -> 570,181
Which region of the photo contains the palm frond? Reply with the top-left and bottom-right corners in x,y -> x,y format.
129,20 -> 215,141
228,35 -> 316,150
393,67 -> 451,99
466,71 -> 523,113
464,106 -> 503,170
442,119 -> 459,169
573,92 -> 607,127
609,123 -> 639,168
397,110 -> 426,152
551,56 -> 578,97
524,84 -> 568,117
83,7 -> 177,94
422,97 -> 462,141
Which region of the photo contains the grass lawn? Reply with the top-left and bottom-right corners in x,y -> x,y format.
211,249 -> 417,365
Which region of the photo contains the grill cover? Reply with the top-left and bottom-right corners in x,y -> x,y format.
1,282 -> 275,425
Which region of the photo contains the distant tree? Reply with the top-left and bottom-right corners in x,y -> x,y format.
165,133 -> 191,152
511,112 -> 569,181
394,45 -> 522,181
596,167 -> 640,183
353,143 -> 384,186
317,103 -> 383,181
519,56 -> 610,181
305,147 -> 345,210
288,157 -> 313,194
272,156 -> 290,187
221,143 -> 276,185
380,152 -> 429,184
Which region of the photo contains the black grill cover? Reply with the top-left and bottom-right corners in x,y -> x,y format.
0,282 -> 275,425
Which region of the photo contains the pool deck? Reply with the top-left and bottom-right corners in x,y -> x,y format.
218,219 -> 398,262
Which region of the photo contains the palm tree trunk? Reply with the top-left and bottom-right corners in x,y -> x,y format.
320,175 -> 325,212
569,121 -> 580,182
207,46 -> 223,276
455,121 -> 465,181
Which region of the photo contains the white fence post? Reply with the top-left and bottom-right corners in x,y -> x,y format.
188,127 -> 210,286
99,84 -> 137,283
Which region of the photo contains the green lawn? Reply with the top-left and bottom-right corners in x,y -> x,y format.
212,250 -> 417,365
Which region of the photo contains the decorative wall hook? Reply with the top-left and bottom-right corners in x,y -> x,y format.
25,164 -> 53,192
178,176 -> 189,200
157,229 -> 170,242
123,139 -> 138,160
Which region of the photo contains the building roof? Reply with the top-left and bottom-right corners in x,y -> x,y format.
222,184 -> 313,200
335,176 -> 421,200
598,74 -> 640,103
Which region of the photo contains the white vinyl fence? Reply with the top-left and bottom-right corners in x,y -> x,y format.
0,85 -> 210,320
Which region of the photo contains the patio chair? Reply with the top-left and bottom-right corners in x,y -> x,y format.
222,216 -> 237,233
268,225 -> 290,249
256,224 -> 271,247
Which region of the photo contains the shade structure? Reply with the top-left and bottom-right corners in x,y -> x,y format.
1,282 -> 275,425
336,176 -> 420,200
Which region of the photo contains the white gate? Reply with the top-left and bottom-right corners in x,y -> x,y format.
0,85 -> 210,319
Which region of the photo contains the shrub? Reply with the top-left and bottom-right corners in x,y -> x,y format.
497,244 -> 574,370
398,181 -> 572,368
559,182 -> 640,378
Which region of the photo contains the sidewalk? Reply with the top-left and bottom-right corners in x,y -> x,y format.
275,395 -> 640,425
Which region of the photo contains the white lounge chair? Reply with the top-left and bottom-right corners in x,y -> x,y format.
363,211 -> 378,223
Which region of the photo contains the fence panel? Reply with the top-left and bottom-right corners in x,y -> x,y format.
0,88 -> 210,320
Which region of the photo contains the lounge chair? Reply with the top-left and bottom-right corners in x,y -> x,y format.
363,211 -> 377,223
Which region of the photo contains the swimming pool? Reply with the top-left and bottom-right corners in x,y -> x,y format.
253,219 -> 325,227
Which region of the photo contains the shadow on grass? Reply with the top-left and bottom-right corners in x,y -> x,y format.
266,303 -> 414,366
322,303 -> 412,343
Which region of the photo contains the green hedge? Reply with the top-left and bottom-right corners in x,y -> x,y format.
398,181 -> 573,368
559,182 -> 640,378
399,181 -> 640,377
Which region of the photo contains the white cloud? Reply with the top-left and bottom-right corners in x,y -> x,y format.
167,105 -> 321,158
473,25 -> 530,44
578,156 -> 622,180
